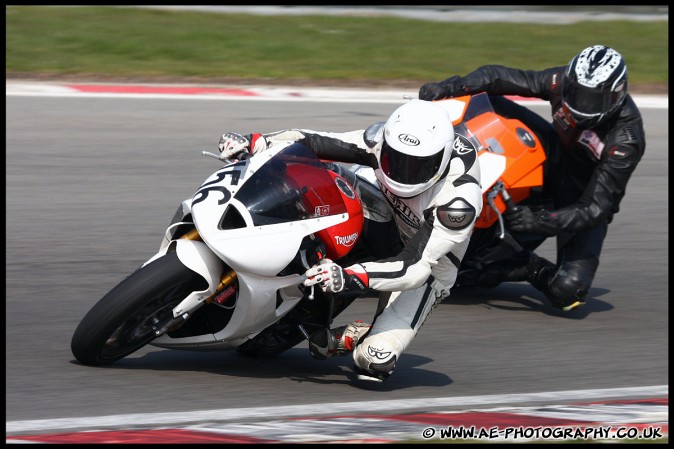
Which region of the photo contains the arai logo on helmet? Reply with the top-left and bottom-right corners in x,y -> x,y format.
398,133 -> 420,146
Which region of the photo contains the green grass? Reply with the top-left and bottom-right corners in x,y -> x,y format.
5,6 -> 668,87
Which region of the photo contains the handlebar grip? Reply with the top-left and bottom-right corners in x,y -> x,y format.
504,197 -> 521,213
500,188 -> 521,213
234,150 -> 253,161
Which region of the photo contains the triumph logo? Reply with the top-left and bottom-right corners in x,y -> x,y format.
335,232 -> 359,247
367,345 -> 392,360
398,133 -> 420,146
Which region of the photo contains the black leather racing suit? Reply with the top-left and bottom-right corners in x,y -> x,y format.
439,65 -> 646,309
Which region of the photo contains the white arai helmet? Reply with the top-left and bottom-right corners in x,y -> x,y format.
375,99 -> 454,198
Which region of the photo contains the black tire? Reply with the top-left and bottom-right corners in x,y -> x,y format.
71,252 -> 206,366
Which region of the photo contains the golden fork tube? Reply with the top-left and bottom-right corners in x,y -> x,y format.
217,269 -> 237,290
206,269 -> 238,303
181,228 -> 201,241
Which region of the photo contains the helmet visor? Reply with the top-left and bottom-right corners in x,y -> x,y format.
380,139 -> 444,185
562,80 -> 618,117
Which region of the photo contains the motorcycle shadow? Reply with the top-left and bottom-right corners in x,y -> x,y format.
92,347 -> 452,391
445,282 -> 614,319
289,352 -> 454,391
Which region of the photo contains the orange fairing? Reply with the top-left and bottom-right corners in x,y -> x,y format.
467,112 -> 546,228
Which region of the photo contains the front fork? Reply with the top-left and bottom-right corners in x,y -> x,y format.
180,227 -> 239,305
151,228 -> 238,336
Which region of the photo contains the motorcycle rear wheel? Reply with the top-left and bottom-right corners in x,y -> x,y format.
71,252 -> 206,366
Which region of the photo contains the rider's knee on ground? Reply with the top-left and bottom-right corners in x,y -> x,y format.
545,274 -> 589,311
352,330 -> 404,381
351,283 -> 441,381
537,258 -> 598,311
353,345 -> 397,381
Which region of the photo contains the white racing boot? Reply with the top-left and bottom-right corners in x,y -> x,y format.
308,320 -> 371,360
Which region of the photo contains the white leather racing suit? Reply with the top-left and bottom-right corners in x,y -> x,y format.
258,124 -> 483,380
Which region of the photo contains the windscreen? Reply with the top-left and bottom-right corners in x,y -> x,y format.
233,143 -> 348,226
461,92 -> 495,122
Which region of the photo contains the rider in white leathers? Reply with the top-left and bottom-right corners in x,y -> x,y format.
218,99 -> 482,382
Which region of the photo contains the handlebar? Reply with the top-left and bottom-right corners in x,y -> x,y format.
201,150 -> 253,162
499,185 -> 521,213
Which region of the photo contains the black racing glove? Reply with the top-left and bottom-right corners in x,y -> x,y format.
419,75 -> 466,101
504,205 -> 561,237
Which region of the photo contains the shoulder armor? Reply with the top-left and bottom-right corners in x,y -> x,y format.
436,197 -> 476,230
617,125 -> 642,146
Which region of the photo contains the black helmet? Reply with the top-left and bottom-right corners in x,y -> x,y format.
562,45 -> 628,128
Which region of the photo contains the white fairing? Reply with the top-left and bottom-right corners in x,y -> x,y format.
434,97 -> 470,123
142,239 -> 224,319
194,200 -> 346,277
173,240 -> 225,315
477,152 -> 507,193
152,271 -> 305,349
150,143 -> 350,350
190,146 -> 347,276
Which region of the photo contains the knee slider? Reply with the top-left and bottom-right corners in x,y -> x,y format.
354,356 -> 397,382
546,270 -> 589,310
353,343 -> 398,381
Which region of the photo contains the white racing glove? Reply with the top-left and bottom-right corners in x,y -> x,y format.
303,258 -> 369,293
217,132 -> 268,160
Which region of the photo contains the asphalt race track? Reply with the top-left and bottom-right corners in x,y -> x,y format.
5,91 -> 668,434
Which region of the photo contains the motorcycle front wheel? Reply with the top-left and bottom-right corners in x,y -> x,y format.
71,251 -> 207,366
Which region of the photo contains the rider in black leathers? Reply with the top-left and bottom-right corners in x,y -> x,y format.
419,45 -> 646,312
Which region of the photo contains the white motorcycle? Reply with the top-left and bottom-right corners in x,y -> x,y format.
71,93 -> 547,366
71,142 -> 370,365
